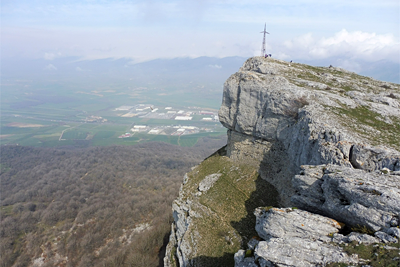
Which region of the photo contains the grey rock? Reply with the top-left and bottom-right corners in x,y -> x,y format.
219,57 -> 400,169
345,232 -> 379,245
167,184 -> 209,267
331,233 -> 348,244
292,164 -> 400,231
251,208 -> 358,266
390,217 -> 399,227
350,144 -> 400,171
219,69 -> 297,141
164,224 -> 177,267
234,250 -> 258,267
247,237 -> 260,250
375,231 -> 398,243
329,233 -> 379,245
183,173 -> 189,185
386,227 -> 400,238
254,208 -> 342,241
257,258 -> 275,267
198,173 -> 222,192
255,239 -> 357,267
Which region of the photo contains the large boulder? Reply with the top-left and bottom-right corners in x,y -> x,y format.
235,208 -> 359,267
292,164 -> 400,231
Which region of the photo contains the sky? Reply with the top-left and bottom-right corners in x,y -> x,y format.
1,0 -> 399,73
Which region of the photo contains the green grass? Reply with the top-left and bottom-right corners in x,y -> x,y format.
0,126 -> 36,135
332,105 -> 400,149
327,241 -> 400,267
0,205 -> 14,217
175,152 -> 279,266
62,130 -> 88,140
93,131 -> 116,140
283,62 -> 379,94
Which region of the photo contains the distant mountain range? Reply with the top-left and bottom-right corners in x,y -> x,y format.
0,56 -> 246,84
2,56 -> 398,84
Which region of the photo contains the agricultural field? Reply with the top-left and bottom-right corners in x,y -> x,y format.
1,79 -> 226,148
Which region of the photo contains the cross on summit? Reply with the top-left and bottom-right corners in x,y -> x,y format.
260,23 -> 269,57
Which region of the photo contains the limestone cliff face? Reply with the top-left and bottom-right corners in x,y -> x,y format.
165,57 -> 400,267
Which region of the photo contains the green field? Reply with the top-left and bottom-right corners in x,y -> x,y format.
93,130 -> 116,139
1,75 -> 226,148
0,114 -> 226,147
62,130 -> 88,140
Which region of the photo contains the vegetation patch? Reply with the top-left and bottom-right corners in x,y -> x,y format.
327,241 -> 400,267
179,153 -> 279,266
350,225 -> 375,235
92,130 -> 116,140
332,105 -> 400,149
62,130 -> 88,140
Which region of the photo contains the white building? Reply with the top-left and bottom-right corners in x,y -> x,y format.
175,116 -> 193,121
131,125 -> 147,132
115,105 -> 133,111
148,129 -> 161,134
202,118 -> 213,121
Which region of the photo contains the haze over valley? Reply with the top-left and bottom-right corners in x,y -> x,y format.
1,57 -> 249,148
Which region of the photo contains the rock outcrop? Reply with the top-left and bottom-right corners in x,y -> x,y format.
292,164 -> 400,231
165,57 -> 400,267
235,208 -> 359,267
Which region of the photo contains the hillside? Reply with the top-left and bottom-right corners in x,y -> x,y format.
0,137 -> 226,267
164,57 -> 400,267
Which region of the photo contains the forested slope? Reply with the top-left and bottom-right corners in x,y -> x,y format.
0,136 -> 225,267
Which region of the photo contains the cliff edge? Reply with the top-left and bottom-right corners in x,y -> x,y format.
164,57 -> 400,267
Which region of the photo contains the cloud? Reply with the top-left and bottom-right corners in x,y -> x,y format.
75,66 -> 90,71
44,52 -> 62,60
281,29 -> 400,63
209,64 -> 222,69
44,64 -> 57,71
44,53 -> 56,60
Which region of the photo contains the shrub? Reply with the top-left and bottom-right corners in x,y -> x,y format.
351,224 -> 374,235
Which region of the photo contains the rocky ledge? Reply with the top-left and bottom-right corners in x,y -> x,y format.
165,57 -> 400,267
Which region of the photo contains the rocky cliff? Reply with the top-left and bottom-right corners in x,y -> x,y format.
164,57 -> 400,267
